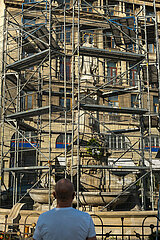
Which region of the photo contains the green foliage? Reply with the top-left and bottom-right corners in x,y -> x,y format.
0,232 -> 12,239
86,138 -> 104,159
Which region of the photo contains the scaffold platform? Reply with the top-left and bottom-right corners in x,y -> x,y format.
80,104 -> 148,115
6,49 -> 63,71
79,46 -> 145,62
6,105 -> 64,119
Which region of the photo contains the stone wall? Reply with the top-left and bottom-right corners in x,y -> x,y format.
0,209 -> 158,239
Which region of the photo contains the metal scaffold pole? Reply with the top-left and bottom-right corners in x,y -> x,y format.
0,8 -> 7,206
49,0 -> 52,210
138,6 -> 145,211
77,0 -> 81,209
153,0 -> 160,130
71,0 -> 76,183
64,0 -> 67,178
143,4 -> 154,210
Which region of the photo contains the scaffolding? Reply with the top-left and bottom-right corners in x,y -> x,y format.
0,0 -> 160,211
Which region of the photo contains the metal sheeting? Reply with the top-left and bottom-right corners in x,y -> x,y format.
141,24 -> 155,44
110,17 -> 136,46
142,65 -> 158,84
23,24 -> 60,51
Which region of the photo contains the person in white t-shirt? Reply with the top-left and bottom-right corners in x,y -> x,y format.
33,178 -> 97,240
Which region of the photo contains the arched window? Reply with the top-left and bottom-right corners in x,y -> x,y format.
11,131 -> 37,149
10,132 -> 37,197
56,133 -> 72,148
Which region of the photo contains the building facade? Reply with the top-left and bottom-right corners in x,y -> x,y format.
0,0 -> 160,211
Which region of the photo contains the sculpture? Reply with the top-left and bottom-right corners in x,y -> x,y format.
80,35 -> 97,85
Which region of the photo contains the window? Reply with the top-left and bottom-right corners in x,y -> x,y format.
107,62 -> 117,84
56,133 -> 72,148
20,91 -> 34,111
103,0 -> 118,15
108,96 -> 119,116
146,7 -> 154,22
11,131 -> 38,149
144,136 -> 160,152
23,18 -> 35,27
103,31 -> 115,49
131,94 -> 139,108
106,134 -> 130,150
24,0 -> 35,2
59,88 -> 72,111
126,44 -> 136,52
148,43 -> 156,53
129,63 -> 137,86
65,0 -> 71,9
153,96 -> 159,113
82,31 -> 94,44
58,25 -> 71,43
108,96 -> 119,107
60,57 -> 71,82
82,0 -> 93,12
125,3 -> 133,16
10,131 -> 37,195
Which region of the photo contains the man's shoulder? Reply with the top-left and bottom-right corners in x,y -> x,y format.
39,208 -> 55,219
71,208 -> 91,218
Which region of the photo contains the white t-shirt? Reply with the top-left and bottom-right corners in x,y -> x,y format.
33,207 -> 96,240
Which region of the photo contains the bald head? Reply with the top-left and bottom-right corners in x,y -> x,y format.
55,178 -> 74,203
